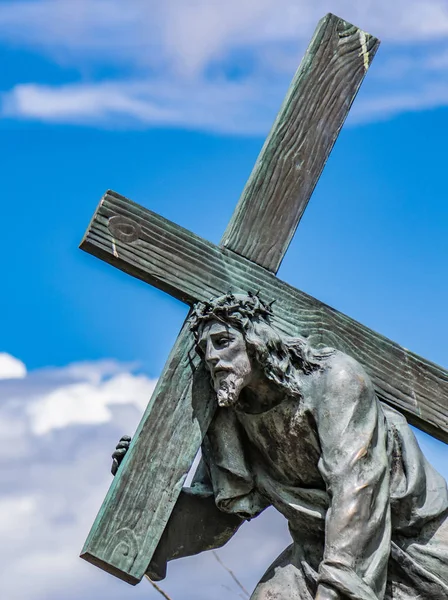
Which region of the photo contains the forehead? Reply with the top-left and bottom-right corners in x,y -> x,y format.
197,319 -> 238,343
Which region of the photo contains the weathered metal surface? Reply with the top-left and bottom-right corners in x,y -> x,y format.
222,13 -> 379,273
80,13 -> 380,585
82,190 -> 448,444
81,323 -> 215,584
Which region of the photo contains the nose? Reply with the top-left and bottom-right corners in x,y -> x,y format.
205,340 -> 219,368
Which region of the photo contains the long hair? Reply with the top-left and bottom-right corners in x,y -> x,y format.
190,293 -> 335,398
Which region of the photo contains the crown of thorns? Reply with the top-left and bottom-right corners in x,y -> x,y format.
189,291 -> 274,340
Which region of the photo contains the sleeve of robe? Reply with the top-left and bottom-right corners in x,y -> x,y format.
314,354 -> 391,600
147,475 -> 244,581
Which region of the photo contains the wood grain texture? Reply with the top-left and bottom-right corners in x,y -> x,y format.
81,191 -> 448,444
221,13 -> 380,273
81,320 -> 217,584
79,15 -> 385,586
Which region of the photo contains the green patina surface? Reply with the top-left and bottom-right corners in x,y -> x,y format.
79,13 -> 387,586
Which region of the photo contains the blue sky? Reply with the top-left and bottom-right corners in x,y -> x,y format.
0,1 -> 447,599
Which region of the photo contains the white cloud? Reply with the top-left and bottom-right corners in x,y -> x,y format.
0,356 -> 158,449
1,78 -> 276,134
0,495 -> 37,536
0,352 -> 26,379
0,352 -> 447,600
351,82 -> 448,124
59,359 -> 139,384
1,0 -> 448,69
1,0 -> 448,133
0,1 -> 448,132
28,372 -> 156,435
22,360 -> 156,435
0,353 -> 293,600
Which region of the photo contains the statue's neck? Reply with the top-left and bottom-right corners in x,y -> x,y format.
236,376 -> 286,414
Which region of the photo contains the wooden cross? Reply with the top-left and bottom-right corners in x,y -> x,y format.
80,13 -> 448,586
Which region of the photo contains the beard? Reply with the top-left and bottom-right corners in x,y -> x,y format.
214,372 -> 245,408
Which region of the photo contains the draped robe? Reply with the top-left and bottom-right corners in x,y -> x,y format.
151,351 -> 448,599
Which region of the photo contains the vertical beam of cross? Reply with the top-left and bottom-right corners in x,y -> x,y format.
80,14 -> 380,585
222,16 -> 379,272
81,190 -> 448,443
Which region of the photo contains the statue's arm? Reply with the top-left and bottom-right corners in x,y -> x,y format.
111,438 -> 243,581
147,484 -> 244,581
313,354 -> 391,600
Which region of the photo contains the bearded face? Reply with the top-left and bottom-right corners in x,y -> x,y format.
197,319 -> 253,408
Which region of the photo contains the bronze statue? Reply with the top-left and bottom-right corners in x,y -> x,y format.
113,293 -> 448,599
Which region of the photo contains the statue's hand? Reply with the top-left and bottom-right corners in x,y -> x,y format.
111,435 -> 131,476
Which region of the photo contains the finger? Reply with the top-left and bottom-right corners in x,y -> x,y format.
115,441 -> 130,450
111,458 -> 118,476
120,435 -> 131,442
112,448 -> 127,459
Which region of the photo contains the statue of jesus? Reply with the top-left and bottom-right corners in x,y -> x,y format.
113,293 -> 448,599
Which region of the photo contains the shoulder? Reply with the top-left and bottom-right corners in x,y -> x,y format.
309,350 -> 375,411
324,351 -> 372,389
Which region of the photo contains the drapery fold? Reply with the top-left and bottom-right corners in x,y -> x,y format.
202,395 -> 448,599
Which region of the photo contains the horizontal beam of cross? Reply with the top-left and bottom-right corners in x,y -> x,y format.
83,190 -> 448,444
